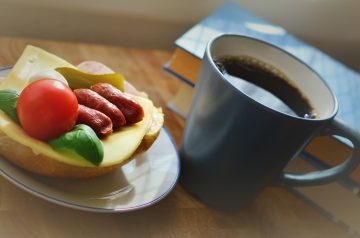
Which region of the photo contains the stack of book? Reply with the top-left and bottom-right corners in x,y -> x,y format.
164,3 -> 360,235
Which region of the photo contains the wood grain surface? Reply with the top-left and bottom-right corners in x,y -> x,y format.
0,36 -> 352,238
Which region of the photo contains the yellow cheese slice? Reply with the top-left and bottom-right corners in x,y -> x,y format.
0,45 -> 75,91
0,45 -> 153,167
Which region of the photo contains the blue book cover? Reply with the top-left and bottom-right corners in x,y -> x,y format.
172,2 -> 360,141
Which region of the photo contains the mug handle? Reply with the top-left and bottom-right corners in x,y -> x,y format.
280,118 -> 360,186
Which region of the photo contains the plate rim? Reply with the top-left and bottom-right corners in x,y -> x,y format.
0,66 -> 180,213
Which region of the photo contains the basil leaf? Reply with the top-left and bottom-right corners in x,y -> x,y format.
0,89 -> 19,123
48,124 -> 104,166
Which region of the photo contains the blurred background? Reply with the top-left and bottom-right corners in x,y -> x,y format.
0,0 -> 358,70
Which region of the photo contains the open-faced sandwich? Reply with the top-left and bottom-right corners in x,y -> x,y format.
0,45 -> 164,178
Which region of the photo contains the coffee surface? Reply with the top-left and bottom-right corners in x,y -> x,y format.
214,55 -> 317,118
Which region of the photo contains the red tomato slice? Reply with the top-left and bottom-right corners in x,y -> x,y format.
17,78 -> 78,141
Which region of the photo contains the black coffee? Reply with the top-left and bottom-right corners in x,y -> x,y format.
214,55 -> 317,118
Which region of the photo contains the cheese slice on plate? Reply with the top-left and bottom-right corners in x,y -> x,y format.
0,45 -> 153,167
0,45 -> 75,91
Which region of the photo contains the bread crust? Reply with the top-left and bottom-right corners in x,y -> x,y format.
0,108 -> 163,179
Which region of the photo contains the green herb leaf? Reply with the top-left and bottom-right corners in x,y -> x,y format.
0,89 -> 19,123
48,124 -> 104,166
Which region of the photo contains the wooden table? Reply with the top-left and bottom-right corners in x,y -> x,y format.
0,36 -> 351,238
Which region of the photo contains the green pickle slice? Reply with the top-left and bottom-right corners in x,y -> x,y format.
56,67 -> 125,91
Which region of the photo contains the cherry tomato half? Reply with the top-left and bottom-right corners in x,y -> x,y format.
17,78 -> 78,141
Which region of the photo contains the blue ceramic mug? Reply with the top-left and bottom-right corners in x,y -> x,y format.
179,34 -> 360,210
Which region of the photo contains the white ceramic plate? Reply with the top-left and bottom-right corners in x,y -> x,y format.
0,67 -> 180,212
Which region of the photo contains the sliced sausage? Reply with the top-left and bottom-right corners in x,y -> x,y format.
74,88 -> 126,129
91,83 -> 144,124
77,104 -> 113,138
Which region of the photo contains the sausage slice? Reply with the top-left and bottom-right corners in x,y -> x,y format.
74,88 -> 126,129
91,83 -> 144,124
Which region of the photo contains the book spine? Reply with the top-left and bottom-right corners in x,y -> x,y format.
163,63 -> 195,87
